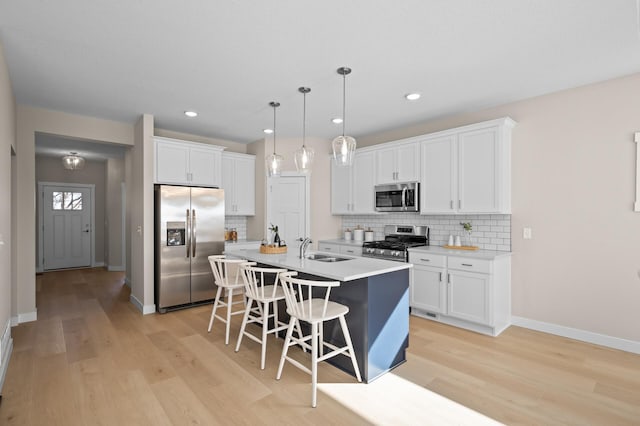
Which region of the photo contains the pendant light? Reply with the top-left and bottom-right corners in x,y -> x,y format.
266,101 -> 283,177
62,152 -> 85,170
294,87 -> 315,173
332,67 -> 356,166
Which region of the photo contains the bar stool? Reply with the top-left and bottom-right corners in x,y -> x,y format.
276,271 -> 362,407
235,262 -> 292,369
207,255 -> 247,345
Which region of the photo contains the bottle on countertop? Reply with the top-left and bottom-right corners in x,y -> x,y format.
230,228 -> 238,242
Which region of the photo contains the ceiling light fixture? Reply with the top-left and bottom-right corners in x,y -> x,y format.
266,101 -> 283,177
405,93 -> 421,101
332,118 -> 343,124
62,152 -> 85,170
263,128 -> 274,134
184,110 -> 198,117
332,67 -> 356,167
294,87 -> 314,173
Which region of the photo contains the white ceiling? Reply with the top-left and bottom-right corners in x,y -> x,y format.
2,0 -> 640,148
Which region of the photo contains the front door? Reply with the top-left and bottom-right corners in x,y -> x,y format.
42,185 -> 92,270
267,175 -> 308,255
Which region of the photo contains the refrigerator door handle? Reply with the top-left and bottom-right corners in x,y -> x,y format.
192,209 -> 197,257
186,209 -> 191,258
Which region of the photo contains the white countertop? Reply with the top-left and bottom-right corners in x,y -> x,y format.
408,245 -> 511,260
224,239 -> 261,247
224,248 -> 411,282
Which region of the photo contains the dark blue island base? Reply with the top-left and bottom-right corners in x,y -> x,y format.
294,268 -> 410,383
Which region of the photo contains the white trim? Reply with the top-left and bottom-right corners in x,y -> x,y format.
18,310 -> 37,324
0,319 -> 13,393
38,182 -> 96,270
512,316 -> 640,355
121,181 -> 127,274
11,310 -> 38,326
634,132 -> 639,212
129,294 -> 155,315
108,265 -> 126,272
94,261 -> 105,268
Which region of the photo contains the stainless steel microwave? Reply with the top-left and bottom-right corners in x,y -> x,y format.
375,182 -> 420,212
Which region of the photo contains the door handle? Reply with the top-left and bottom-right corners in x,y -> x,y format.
83,229 -> 90,233
186,209 -> 190,258
192,209 -> 197,257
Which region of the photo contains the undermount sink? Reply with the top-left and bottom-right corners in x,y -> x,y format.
306,254 -> 352,262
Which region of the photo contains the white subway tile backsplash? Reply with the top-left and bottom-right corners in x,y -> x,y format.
225,216 -> 247,240
342,213 -> 511,251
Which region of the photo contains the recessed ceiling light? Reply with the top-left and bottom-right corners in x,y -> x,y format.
332,118 -> 343,124
263,128 -> 274,134
184,110 -> 198,117
405,93 -> 421,101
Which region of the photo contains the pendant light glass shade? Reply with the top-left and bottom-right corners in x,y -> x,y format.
266,101 -> 283,177
62,152 -> 85,170
294,87 -> 314,173
332,66 -> 356,166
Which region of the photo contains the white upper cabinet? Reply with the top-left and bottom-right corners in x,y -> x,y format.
420,135 -> 456,213
222,152 -> 255,216
331,150 -> 377,215
375,141 -> 420,184
154,137 -> 224,187
420,117 -> 515,214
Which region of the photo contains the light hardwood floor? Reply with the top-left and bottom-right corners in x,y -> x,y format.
1,268 -> 638,425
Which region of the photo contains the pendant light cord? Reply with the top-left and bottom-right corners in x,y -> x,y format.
272,104 -> 277,155
342,72 -> 346,137
303,90 -> 307,147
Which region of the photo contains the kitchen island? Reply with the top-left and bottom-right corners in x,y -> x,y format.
224,248 -> 412,383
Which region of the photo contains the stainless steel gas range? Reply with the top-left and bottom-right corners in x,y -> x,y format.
362,225 -> 429,262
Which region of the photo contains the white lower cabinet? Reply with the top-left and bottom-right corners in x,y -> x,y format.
410,253 -> 446,313
409,251 -> 511,336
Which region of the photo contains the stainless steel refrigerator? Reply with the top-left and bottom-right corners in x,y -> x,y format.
154,184 -> 225,313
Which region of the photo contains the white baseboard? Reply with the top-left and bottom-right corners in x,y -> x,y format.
1,320 -> 13,392
511,316 -> 640,355
93,261 -> 105,268
124,276 -> 131,287
107,265 -> 125,272
129,294 -> 155,315
11,310 -> 38,326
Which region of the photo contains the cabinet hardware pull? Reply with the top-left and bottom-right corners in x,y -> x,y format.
420,258 -> 430,262
439,272 -> 442,282
346,250 -> 354,253
458,199 -> 461,209
447,273 -> 450,283
462,263 -> 472,267
450,200 -> 453,209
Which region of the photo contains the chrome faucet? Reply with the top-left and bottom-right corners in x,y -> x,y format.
298,237 -> 312,259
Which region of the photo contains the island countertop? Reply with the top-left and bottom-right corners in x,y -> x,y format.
223,248 -> 411,282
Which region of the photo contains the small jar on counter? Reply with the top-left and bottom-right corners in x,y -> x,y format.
230,228 -> 238,242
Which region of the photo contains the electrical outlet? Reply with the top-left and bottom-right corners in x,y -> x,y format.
523,227 -> 532,239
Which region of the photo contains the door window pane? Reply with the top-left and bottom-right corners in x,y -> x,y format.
52,192 -> 63,210
52,191 -> 83,210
